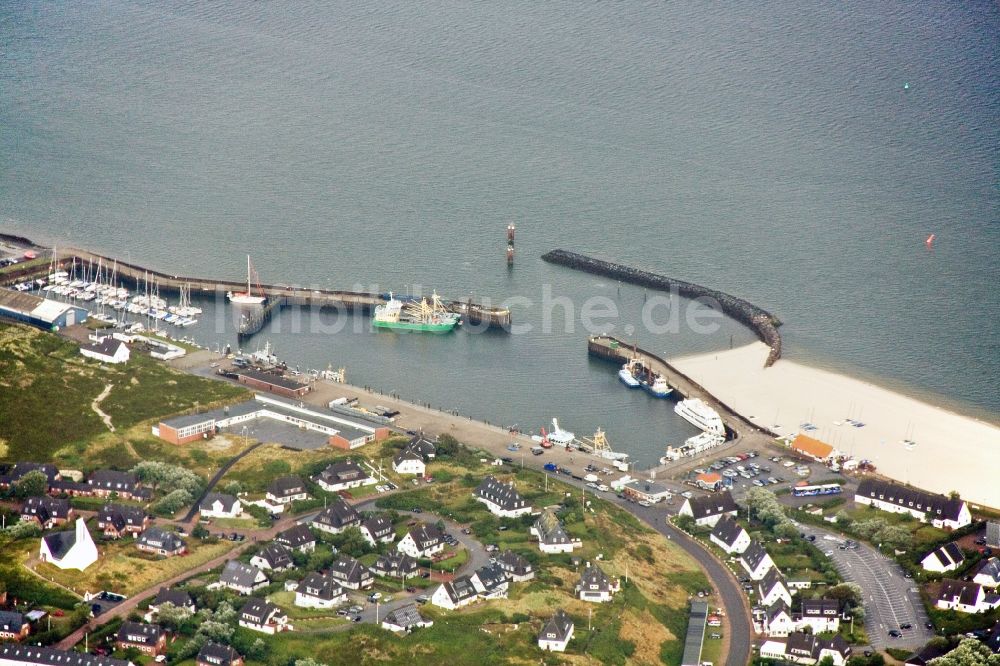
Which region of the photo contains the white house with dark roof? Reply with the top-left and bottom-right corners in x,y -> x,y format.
474,476 -> 532,518
275,524 -> 316,553
797,598 -> 842,634
740,540 -> 775,580
936,579 -> 1000,613
921,542 -> 965,573
405,435 -> 436,459
359,514 -> 395,547
709,515 -> 751,555
973,557 -> 1000,588
371,552 -> 419,579
80,337 -> 130,365
196,642 -> 242,666
250,543 -> 294,571
531,508 -> 581,554
397,523 -> 445,559
21,497 -> 73,529
294,572 -> 346,609
313,460 -> 375,492
328,555 -> 373,590
537,609 -> 574,652
758,568 -> 793,607
756,601 -> 796,637
199,493 -> 242,519
496,550 -> 535,582
430,575 -> 479,610
678,491 -> 739,527
136,527 -> 186,557
380,604 -> 433,634
471,564 -> 509,599
309,499 -> 360,534
855,479 -> 971,530
38,518 -> 98,571
759,632 -> 851,666
392,448 -> 425,476
145,588 -> 195,622
575,562 -> 619,603
214,561 -> 268,595
238,598 -> 290,634
265,476 -> 308,505
114,622 -> 166,656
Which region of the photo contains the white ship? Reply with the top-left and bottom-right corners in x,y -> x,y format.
546,418 -> 575,445
618,363 -> 641,388
673,398 -> 725,436
227,255 -> 266,306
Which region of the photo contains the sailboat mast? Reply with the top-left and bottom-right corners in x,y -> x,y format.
247,255 -> 252,295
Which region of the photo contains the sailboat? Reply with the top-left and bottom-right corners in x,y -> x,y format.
227,255 -> 266,306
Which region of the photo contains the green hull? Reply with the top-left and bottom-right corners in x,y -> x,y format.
372,319 -> 458,333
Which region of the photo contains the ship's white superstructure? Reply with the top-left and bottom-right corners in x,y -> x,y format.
674,398 -> 725,436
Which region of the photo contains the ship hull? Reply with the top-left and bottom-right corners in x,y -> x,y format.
618,369 -> 641,388
373,319 -> 458,333
641,384 -> 673,398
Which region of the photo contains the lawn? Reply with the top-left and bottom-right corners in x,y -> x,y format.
25,529 -> 236,596
0,322 -> 248,464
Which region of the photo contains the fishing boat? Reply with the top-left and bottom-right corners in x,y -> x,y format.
227,255 -> 266,306
545,418 -> 575,445
617,362 -> 641,388
620,358 -> 672,397
674,398 -> 725,436
372,291 -> 460,332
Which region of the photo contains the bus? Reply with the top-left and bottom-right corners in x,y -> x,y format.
792,483 -> 842,497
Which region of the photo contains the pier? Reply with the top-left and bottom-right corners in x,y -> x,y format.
544,249 -> 782,366
587,334 -> 775,475
2,245 -> 512,332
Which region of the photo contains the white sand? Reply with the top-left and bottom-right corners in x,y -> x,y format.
671,342 -> 1000,509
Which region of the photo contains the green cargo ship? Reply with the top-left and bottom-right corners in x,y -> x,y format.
372,292 -> 461,332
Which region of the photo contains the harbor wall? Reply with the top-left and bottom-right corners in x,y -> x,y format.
543,249 -> 782,366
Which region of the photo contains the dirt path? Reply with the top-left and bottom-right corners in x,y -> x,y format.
91,383 -> 115,432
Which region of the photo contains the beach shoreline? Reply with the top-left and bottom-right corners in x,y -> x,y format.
671,342 -> 1000,509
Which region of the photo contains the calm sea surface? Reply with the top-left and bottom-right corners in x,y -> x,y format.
2,1 -> 998,466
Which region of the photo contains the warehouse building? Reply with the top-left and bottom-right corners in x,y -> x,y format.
0,288 -> 88,331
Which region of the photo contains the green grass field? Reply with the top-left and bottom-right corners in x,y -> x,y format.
0,322 -> 247,463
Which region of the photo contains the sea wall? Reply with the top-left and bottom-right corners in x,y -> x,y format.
542,249 -> 782,366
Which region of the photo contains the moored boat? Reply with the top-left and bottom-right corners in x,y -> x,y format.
372,291 -> 460,332
674,398 -> 725,436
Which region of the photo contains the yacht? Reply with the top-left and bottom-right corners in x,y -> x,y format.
674,398 -> 725,436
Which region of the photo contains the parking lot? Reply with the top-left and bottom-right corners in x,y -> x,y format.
797,522 -> 934,651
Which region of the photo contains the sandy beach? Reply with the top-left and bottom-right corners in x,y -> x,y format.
671,342 -> 1000,509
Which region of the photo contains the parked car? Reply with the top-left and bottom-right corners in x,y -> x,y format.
888,630 -> 901,638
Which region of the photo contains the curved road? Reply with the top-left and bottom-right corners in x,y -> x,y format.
182,443 -> 262,523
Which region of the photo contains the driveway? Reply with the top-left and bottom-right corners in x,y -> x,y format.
796,522 -> 934,650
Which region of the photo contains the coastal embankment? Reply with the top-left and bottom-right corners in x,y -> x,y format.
542,249 -> 782,366
671,342 -> 1000,509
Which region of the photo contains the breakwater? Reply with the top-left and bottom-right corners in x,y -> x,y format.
543,249 -> 782,366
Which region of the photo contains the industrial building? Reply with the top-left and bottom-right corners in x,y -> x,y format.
0,288 -> 88,331
154,393 -> 390,449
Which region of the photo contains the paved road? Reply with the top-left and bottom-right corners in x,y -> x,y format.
796,522 -> 933,651
182,443 -> 262,523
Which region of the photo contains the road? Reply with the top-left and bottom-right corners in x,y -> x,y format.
182,443 -> 262,523
796,522 -> 934,651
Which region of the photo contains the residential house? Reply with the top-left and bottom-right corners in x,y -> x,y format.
474,476 -> 532,518
740,540 -> 775,580
199,493 -> 242,520
531,509 -> 581,554
798,598 -> 842,634
196,643 -> 243,666
238,599 -> 290,635
430,576 -> 479,610
471,564 -> 509,600
921,543 -> 965,573
495,550 -> 535,582
621,480 -> 672,504
758,568 -> 793,607
265,476 -> 308,505
136,527 -> 186,557
38,518 -> 98,571
537,609 -> 574,652
0,644 -> 134,666
313,461 -> 375,493
0,612 -> 30,641
216,561 -> 269,595
759,632 -> 851,666
250,543 -> 293,571
790,434 -> 835,462
328,555 -> 373,590
86,471 -> 142,499
935,580 -> 1000,613
756,601 -> 796,637
405,435 -> 436,460
370,552 -> 419,579
677,491 -> 739,527
854,479 -> 971,530
973,558 -> 1000,589
294,572 -> 346,609
392,448 -> 425,476
0,463 -> 60,491
359,514 -> 395,547
21,497 -> 72,529
80,337 -> 130,365
97,504 -> 149,539
709,515 -> 751,555
575,563 -> 619,603
145,588 -> 194,622
310,499 -> 360,535
114,622 -> 166,656
275,524 -> 316,553
903,643 -> 952,666
380,604 -> 433,634
397,524 -> 445,559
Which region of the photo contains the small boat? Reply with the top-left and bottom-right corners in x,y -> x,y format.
621,358 -> 672,398
618,363 -> 641,388
227,255 -> 267,306
546,418 -> 575,445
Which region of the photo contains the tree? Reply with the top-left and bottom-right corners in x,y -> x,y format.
295,659 -> 329,666
827,583 -> 863,607
152,489 -> 194,517
874,524 -> 912,552
192,524 -> 210,539
835,510 -> 853,527
223,481 -> 242,497
435,434 -> 459,457
5,519 -> 42,540
333,526 -> 370,558
744,487 -> 793,531
819,656 -> 835,666
14,470 -> 49,499
154,602 -> 193,631
928,637 -> 1000,666
263,460 -> 292,477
